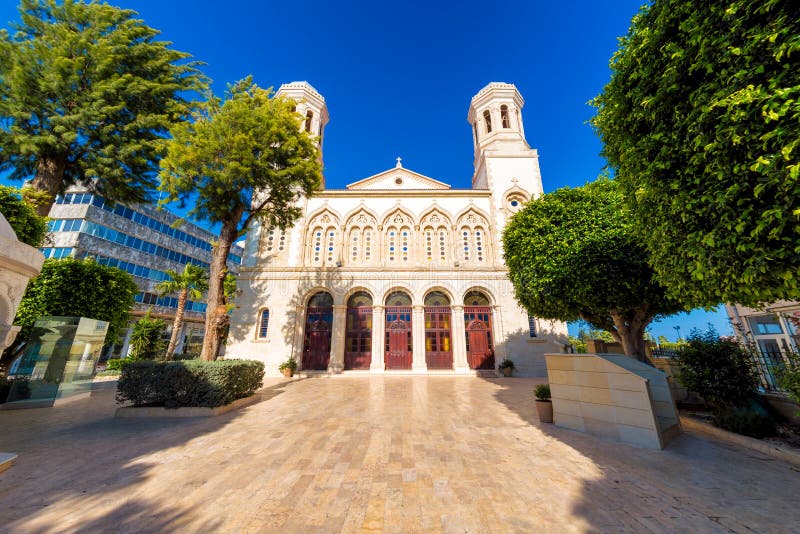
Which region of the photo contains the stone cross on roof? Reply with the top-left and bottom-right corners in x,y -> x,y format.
395,156 -> 403,168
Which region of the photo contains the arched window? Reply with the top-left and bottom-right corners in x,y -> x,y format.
483,110 -> 492,133
424,228 -> 434,261
457,210 -> 491,264
325,228 -> 336,264
461,227 -> 472,262
501,105 -> 510,128
265,228 -> 286,253
424,291 -> 450,307
364,227 -> 373,261
475,227 -> 484,262
387,228 -> 397,262
305,110 -> 314,132
464,290 -> 491,306
438,227 -> 448,263
400,227 -> 410,261
349,228 -> 361,262
257,309 -> 270,338
312,227 -> 324,264
385,291 -> 412,307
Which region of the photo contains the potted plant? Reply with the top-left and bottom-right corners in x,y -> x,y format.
498,359 -> 516,377
278,358 -> 297,378
534,383 -> 553,423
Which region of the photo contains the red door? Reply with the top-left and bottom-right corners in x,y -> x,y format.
465,307 -> 494,369
345,307 -> 372,370
425,307 -> 453,369
385,307 -> 412,369
303,307 -> 332,370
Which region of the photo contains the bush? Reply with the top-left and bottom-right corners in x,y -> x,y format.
498,359 -> 515,370
675,327 -> 759,409
116,359 -> 264,408
128,314 -> 167,360
534,383 -> 551,400
778,352 -> 800,407
278,358 -> 297,372
714,406 -> 776,439
105,358 -> 130,371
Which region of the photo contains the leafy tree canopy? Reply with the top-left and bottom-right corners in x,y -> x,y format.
13,257 -> 137,350
0,0 -> 206,215
160,77 -> 322,360
0,185 -> 48,246
591,0 -> 800,307
503,179 -> 685,362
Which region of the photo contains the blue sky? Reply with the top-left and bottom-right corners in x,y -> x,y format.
0,0 -> 732,340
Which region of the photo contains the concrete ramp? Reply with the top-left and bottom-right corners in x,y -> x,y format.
545,353 -> 682,450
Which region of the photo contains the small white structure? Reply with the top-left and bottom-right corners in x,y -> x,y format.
227,82 -> 568,376
546,353 -> 682,450
0,213 -> 45,353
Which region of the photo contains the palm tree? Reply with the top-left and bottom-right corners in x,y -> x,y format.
155,264 -> 209,360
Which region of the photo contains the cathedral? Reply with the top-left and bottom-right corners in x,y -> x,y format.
227,81 -> 568,376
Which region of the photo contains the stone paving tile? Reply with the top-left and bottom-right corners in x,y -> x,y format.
0,377 -> 799,533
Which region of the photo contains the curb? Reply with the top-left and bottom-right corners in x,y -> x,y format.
680,416 -> 800,469
0,453 -> 17,474
115,393 -> 261,418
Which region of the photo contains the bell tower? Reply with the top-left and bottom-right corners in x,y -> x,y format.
276,81 -> 330,186
467,82 -> 545,243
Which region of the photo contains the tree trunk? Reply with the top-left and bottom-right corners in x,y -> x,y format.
30,156 -> 67,217
609,310 -> 652,365
165,289 -> 187,360
200,208 -> 243,361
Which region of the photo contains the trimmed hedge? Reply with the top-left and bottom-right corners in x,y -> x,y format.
105,358 -> 129,371
116,359 -> 264,408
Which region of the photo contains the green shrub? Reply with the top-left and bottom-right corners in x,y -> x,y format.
116,359 -> 264,408
534,383 -> 551,400
714,406 -> 776,439
278,358 -> 297,372
105,358 -> 130,371
778,352 -> 800,407
675,327 -> 759,409
173,352 -> 200,361
129,313 -> 167,360
498,359 -> 516,370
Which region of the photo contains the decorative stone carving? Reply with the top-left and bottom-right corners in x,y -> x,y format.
0,213 -> 45,353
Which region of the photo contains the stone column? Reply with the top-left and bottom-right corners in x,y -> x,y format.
412,305 -> 427,373
371,305 -> 385,372
492,304 -> 506,367
291,305 -> 306,368
328,305 -> 347,373
451,305 -> 469,373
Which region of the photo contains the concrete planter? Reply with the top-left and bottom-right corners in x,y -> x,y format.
535,399 -> 553,423
501,367 -> 514,377
281,368 -> 294,378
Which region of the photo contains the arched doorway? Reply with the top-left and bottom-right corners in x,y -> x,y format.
302,291 -> 333,371
424,291 -> 452,369
345,291 -> 373,370
464,290 -> 494,370
384,291 -> 412,369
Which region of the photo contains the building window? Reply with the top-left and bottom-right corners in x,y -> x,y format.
388,229 -> 396,261
425,228 -> 433,261
305,110 -> 314,132
312,228 -> 323,264
749,315 -> 783,335
326,229 -> 336,264
501,105 -> 510,128
350,228 -> 361,262
258,309 -> 270,338
462,228 -> 471,261
475,228 -> 484,262
528,315 -> 537,337
483,110 -> 492,133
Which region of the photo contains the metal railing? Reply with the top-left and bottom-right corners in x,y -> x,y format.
750,349 -> 796,395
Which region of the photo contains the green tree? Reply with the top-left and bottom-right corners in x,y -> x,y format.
591,0 -> 800,307
155,263 -> 208,360
0,185 -> 48,246
6,257 -> 137,366
128,311 -> 166,360
503,179 -> 684,363
159,78 -> 322,361
0,0 -> 206,216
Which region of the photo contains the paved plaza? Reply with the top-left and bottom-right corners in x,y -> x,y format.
1,376 -> 799,533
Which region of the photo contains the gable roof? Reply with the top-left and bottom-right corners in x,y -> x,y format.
346,164 -> 451,190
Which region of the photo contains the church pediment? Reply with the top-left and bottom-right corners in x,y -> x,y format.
346,161 -> 451,190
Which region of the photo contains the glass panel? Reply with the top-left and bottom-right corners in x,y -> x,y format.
749,316 -> 783,335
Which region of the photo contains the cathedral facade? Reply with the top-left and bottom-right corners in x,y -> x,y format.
227,81 -> 567,376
